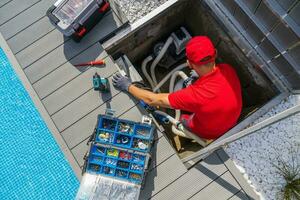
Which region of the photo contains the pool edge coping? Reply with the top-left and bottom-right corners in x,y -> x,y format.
0,33 -> 82,181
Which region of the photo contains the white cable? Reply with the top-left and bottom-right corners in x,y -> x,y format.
141,55 -> 155,89
150,37 -> 174,90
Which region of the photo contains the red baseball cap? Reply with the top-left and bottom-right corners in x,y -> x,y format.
186,36 -> 216,66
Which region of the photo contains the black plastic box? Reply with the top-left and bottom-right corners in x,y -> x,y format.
47,0 -> 110,42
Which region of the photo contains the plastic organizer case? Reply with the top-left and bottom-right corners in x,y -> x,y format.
84,114 -> 154,185
86,144 -> 150,184
95,115 -> 154,153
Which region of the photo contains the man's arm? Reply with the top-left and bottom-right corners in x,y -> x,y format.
128,85 -> 171,108
112,72 -> 171,108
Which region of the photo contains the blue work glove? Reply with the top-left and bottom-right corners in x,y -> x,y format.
112,72 -> 132,92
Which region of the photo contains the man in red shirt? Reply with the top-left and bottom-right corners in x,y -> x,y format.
112,36 -> 242,140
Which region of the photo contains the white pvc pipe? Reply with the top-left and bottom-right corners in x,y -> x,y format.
168,71 -> 191,138
177,124 -> 207,147
153,70 -> 206,144
141,55 -> 155,89
172,126 -> 188,137
150,37 -> 174,90
153,110 -> 180,126
169,71 -> 189,92
153,110 -> 204,143
153,63 -> 188,92
142,39 -> 196,140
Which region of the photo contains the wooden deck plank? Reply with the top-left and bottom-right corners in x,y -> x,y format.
228,190 -> 249,200
139,154 -> 188,200
71,138 -> 90,167
118,104 -> 146,123
16,27 -> 63,68
61,96 -> 137,150
7,17 -> 54,54
52,77 -> 122,132
23,38 -> 107,84
0,0 -> 40,26
152,154 -> 227,200
217,149 -> 259,200
151,153 -> 228,200
189,171 -> 241,200
23,14 -> 119,84
148,136 -> 176,171
32,43 -> 107,99
0,0 -> 55,40
0,0 -> 12,8
42,55 -> 115,115
61,109 -> 100,150
16,10 -> 120,69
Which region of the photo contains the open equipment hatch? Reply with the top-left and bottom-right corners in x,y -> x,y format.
102,0 -> 300,166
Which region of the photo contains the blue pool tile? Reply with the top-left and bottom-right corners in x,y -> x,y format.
0,48 -> 79,200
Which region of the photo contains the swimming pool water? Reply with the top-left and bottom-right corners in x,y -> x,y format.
0,48 -> 79,199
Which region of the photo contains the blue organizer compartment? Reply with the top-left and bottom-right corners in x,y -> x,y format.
95,115 -> 154,153
86,144 -> 149,184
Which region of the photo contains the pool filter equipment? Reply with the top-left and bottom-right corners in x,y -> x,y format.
47,0 -> 110,42
171,27 -> 192,55
141,27 -> 191,90
154,27 -> 191,69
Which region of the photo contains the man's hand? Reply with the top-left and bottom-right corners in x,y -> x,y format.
112,72 -> 132,91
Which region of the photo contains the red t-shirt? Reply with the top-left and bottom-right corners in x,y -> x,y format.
168,63 -> 242,140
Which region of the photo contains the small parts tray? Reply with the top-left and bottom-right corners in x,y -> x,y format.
95,116 -> 154,152
86,144 -> 149,184
85,114 -> 154,185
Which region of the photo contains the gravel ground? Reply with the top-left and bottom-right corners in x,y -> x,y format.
226,95 -> 300,200
115,0 -> 168,23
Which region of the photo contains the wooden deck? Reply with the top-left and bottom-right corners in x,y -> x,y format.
0,0 -> 259,199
